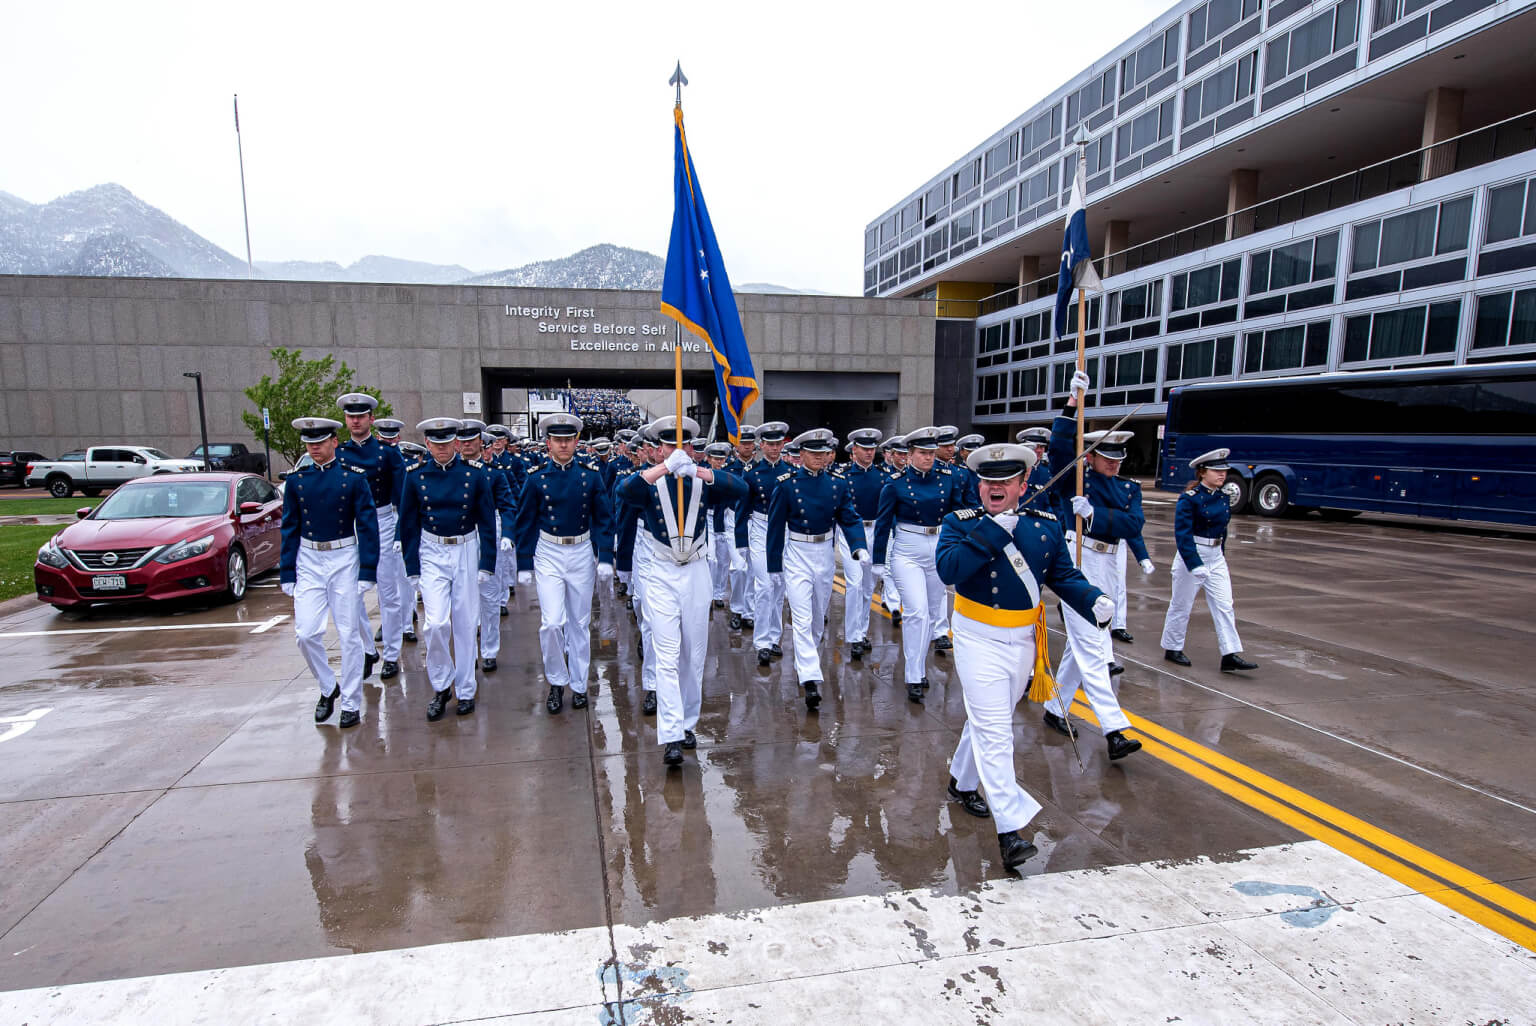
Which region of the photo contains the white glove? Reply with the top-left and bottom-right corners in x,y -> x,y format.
991,512 -> 1019,533
663,450 -> 692,474
392,540 -> 402,554
852,549 -> 870,564
518,570 -> 534,586
771,572 -> 783,587
357,579 -> 374,595
736,547 -> 750,561
1192,564 -> 1210,581
407,575 -> 420,587
1139,559 -> 1155,576
1071,495 -> 1094,521
672,460 -> 698,480
1092,595 -> 1115,627
478,570 -> 493,583
597,562 -> 614,582
281,582 -> 295,597
1070,369 -> 1091,395
500,536 -> 512,551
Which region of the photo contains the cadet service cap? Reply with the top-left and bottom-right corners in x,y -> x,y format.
934,425 -> 960,446
848,428 -> 883,449
456,418 -> 487,440
736,424 -> 758,443
957,433 -> 985,451
374,418 -> 404,439
792,428 -> 836,453
1084,429 -> 1133,461
541,412 -> 583,438
1190,447 -> 1232,471
966,443 -> 1038,481
705,441 -> 732,459
646,415 -> 701,444
905,426 -> 941,450
757,421 -> 789,442
416,417 -> 462,443
1016,427 -> 1052,446
336,393 -> 378,416
293,417 -> 342,443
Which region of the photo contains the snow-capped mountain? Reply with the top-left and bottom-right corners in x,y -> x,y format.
465,244 -> 665,290
257,255 -> 473,285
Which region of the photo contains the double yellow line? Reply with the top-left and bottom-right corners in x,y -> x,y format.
831,571 -> 1536,951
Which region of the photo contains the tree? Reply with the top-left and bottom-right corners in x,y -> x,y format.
242,348 -> 393,467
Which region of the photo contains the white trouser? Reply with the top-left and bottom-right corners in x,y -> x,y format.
948,613 -> 1044,834
726,509 -> 749,615
497,528 -> 517,603
1045,543 -> 1131,734
1161,547 -> 1243,655
889,529 -> 944,685
419,533 -> 479,700
535,539 -> 596,693
294,546 -> 364,713
1112,543 -> 1129,631
478,521 -> 504,659
838,530 -> 875,644
646,555 -> 711,744
784,537 -> 834,683
749,516 -> 785,650
880,557 -> 902,613
710,524 -> 731,600
634,534 -> 657,694
352,504 -> 405,661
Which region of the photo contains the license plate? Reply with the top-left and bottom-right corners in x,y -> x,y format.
92,575 -> 128,591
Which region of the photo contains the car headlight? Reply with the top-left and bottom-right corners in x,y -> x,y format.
37,538 -> 70,569
154,534 -> 216,564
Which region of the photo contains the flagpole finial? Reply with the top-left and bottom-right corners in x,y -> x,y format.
1071,124 -> 1090,148
670,61 -> 689,107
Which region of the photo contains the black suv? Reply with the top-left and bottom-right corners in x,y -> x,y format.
0,450 -> 48,487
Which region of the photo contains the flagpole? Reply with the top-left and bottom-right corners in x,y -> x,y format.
1071,129 -> 1090,564
233,95 -> 254,278
671,62 -> 689,523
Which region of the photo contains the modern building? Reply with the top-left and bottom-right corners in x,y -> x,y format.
865,0 -> 1536,467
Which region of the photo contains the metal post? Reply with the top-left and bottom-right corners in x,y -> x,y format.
261,406 -> 273,482
234,96 -> 254,278
184,372 -> 211,470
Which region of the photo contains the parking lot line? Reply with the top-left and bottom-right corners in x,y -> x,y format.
0,617 -> 288,640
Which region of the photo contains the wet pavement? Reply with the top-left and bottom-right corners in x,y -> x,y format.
0,500 -> 1534,1021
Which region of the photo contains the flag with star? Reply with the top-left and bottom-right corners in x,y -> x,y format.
661,104 -> 760,443
1053,150 -> 1103,340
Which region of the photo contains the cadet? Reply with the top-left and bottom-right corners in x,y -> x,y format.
1038,372 -> 1142,760
485,424 -> 526,609
513,412 -> 615,714
1111,502 -> 1155,648
620,417 -> 747,766
837,428 -> 885,659
704,441 -> 735,606
614,427 -> 661,716
930,425 -> 975,650
335,393 -> 402,681
455,420 -> 517,672
725,424 -> 757,631
783,440 -> 802,467
872,427 -> 968,702
398,418 -> 498,720
876,435 -> 907,625
736,421 -> 791,662
956,433 -> 985,466
1161,449 -> 1258,672
375,418 -> 420,640
935,443 -> 1114,870
1016,427 -> 1055,513
767,429 -> 869,709
280,417 -> 380,729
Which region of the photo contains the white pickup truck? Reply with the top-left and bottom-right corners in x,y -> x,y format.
25,446 -> 205,498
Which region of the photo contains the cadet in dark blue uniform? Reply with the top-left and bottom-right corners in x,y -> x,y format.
336,393 -> 403,681
724,424 -> 757,630
936,443 -> 1114,870
836,427 -> 885,658
485,424 -> 525,610
281,417 -> 380,729
1161,448 -> 1258,672
736,421 -> 791,659
454,420 -> 517,672
766,428 -> 869,708
704,441 -> 736,608
1016,426 -> 1056,514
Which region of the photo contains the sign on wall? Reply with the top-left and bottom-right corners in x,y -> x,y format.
463,392 -> 481,414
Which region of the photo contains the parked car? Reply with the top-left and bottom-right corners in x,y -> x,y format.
0,450 -> 48,487
25,446 -> 204,498
34,472 -> 283,609
188,442 -> 268,475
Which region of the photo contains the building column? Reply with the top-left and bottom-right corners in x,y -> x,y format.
1421,86 -> 1464,180
1102,220 -> 1129,277
1226,169 -> 1259,241
1017,256 -> 1040,301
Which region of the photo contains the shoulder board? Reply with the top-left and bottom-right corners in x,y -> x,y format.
776,472 -> 792,482
954,507 -> 979,520
348,465 -> 366,474
468,459 -> 485,468
1183,489 -> 1197,497
937,466 -> 951,474
1023,508 -> 1057,521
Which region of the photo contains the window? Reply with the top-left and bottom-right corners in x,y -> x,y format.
1083,133 -> 1113,177
899,242 -> 920,272
1189,0 -> 1262,49
1172,259 -> 1241,311
1054,358 -> 1100,392
1342,300 -> 1462,362
1108,281 -> 1162,325
1351,196 -> 1472,272
952,158 -> 982,198
982,190 -> 1016,229
1165,336 -> 1237,381
977,373 -> 1005,403
1102,348 -> 1159,387
1182,51 -> 1257,126
879,256 -> 897,282
864,228 -> 878,258
1264,0 -> 1358,84
1019,163 -> 1060,218
1372,0 -> 1437,29
900,198 -> 923,232
924,180 -> 949,218
1242,320 -> 1331,372
1485,176 -> 1536,246
984,133 -> 1019,178
1473,289 -> 1536,350
1116,99 -> 1176,162
951,208 -> 978,245
879,215 -> 897,246
1011,366 -> 1049,403
1121,25 -> 1181,92
1066,69 -> 1117,130
979,322 -> 1010,354
923,226 -> 948,259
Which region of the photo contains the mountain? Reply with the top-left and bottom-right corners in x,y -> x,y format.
465,244 -> 664,289
737,282 -> 831,295
256,254 -> 473,285
68,232 -> 177,278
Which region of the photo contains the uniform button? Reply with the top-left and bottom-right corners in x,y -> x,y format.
991,587 -> 998,594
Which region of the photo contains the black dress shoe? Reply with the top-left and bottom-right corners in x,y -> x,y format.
1042,710 -> 1074,737
380,660 -> 399,680
713,599 -> 725,609
770,643 -> 783,658
663,741 -> 684,766
427,688 -> 452,721
932,635 -> 953,652
1111,628 -> 1134,643
1164,649 -> 1192,667
338,709 -> 360,729
455,697 -> 475,716
500,605 -> 509,617
907,680 -> 924,703
1108,661 -> 1125,677
571,690 -> 588,709
890,609 -> 902,627
374,627 -> 383,643
1221,653 -> 1258,672
921,677 -> 931,690
616,581 -> 627,597
508,587 -> 516,599
315,686 -> 340,723
729,612 -> 743,630
363,652 -> 379,681
998,830 -> 1038,870
624,595 -> 633,610
642,690 -> 657,715
804,681 -> 821,711
546,685 -> 564,714
757,648 -> 772,667
402,628 -> 417,644
681,729 -> 697,749
1106,730 -> 1142,760
849,641 -> 863,661
741,616 -> 755,629
481,657 -> 497,672
948,777 -> 991,819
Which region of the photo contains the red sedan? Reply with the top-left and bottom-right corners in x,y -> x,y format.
34,472 -> 283,610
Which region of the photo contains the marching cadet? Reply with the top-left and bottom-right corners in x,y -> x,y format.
931,426 -> 976,651
374,419 -> 419,640
281,417 -> 380,729
1038,371 -> 1143,761
872,427 -> 969,702
1111,516 -> 1155,648
398,418 -> 498,721
783,440 -> 802,467
335,394 -> 401,682
935,443 -> 1115,870
704,441 -> 735,607
455,420 -> 516,673
1161,449 -> 1258,672
614,426 -> 660,716
766,428 -> 869,709
837,428 -> 885,659
1016,426 -> 1055,512
725,424 -> 757,631
621,417 -> 747,765
956,433 -> 985,465
514,412 -> 615,714
485,424 -> 526,609
876,435 -> 907,625
736,421 -> 791,664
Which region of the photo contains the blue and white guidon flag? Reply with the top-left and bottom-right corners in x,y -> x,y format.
1053,155 -> 1103,340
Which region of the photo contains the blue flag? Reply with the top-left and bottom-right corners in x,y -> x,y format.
1054,154 -> 1103,339
661,105 -> 759,443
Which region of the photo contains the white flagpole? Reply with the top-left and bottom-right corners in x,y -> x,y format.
234,95 -> 255,278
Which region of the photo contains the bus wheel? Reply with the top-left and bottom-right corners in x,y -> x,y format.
1254,475 -> 1289,518
1222,475 -> 1250,514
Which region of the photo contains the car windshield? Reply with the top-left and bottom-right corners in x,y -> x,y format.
93,482 -> 230,520
142,448 -> 172,460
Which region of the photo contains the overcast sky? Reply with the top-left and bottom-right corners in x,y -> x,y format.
4,0 -> 1169,294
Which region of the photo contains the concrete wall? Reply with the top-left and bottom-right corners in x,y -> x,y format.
0,276 -> 934,465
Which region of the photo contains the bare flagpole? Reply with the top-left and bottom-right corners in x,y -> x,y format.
234,95 -> 255,278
